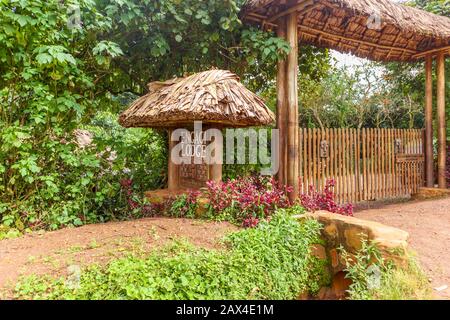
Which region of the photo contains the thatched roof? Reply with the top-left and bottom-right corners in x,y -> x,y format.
242,0 -> 450,62
119,70 -> 275,128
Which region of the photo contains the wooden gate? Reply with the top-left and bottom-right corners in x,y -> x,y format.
299,128 -> 425,204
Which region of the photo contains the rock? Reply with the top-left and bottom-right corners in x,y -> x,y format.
195,198 -> 210,218
329,249 -> 339,268
311,244 -> 327,260
412,187 -> 450,200
331,272 -> 352,299
303,210 -> 410,268
434,285 -> 448,292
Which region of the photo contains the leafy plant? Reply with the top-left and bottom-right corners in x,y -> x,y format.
169,190 -> 200,218
204,175 -> 293,226
341,241 -> 432,300
300,179 -> 354,216
14,213 -> 330,300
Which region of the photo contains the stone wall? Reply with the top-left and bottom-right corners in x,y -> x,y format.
298,211 -> 410,299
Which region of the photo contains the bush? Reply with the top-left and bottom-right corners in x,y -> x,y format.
168,190 -> 200,218
14,213 -> 330,300
341,241 -> 432,300
300,179 -> 353,216
0,109 -> 167,231
203,175 -> 292,226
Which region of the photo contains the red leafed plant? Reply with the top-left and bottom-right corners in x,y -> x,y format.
120,178 -> 159,217
204,175 -> 293,227
300,179 -> 354,216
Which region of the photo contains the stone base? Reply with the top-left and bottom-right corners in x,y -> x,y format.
412,187 -> 450,201
144,189 -> 210,218
298,211 -> 410,273
144,189 -> 188,204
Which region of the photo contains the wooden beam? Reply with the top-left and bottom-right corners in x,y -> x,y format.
276,18 -> 288,186
286,12 -> 299,201
413,46 -> 450,60
297,24 -> 416,56
267,0 -> 316,23
424,55 -> 434,187
436,51 -> 447,188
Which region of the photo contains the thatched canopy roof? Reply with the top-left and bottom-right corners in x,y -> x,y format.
119,70 -> 275,128
242,0 -> 450,62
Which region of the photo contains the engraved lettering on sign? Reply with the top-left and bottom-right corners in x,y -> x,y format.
179,130 -> 210,188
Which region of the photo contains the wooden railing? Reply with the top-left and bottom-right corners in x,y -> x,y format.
299,128 -> 425,204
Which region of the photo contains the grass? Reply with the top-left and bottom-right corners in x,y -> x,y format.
369,256 -> 432,300
342,241 -> 433,300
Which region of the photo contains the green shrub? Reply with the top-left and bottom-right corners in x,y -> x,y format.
14,213 -> 330,300
341,241 -> 432,300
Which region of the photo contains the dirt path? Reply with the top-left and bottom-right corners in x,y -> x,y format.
0,217 -> 236,298
355,197 -> 450,299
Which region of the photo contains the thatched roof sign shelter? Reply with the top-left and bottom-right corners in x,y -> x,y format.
120,69 -> 275,193
119,69 -> 275,128
242,0 -> 450,62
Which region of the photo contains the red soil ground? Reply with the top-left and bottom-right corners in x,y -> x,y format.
355,196 -> 450,300
0,217 -> 236,299
1,198 -> 448,300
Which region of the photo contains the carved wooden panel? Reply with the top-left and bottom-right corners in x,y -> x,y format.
180,161 -> 209,189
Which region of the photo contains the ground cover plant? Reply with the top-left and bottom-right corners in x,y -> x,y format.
342,241 -> 432,300
14,212 -> 330,300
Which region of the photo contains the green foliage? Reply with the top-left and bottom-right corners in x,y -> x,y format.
83,111 -> 167,193
168,193 -> 198,218
341,241 -> 432,300
0,0 -> 125,229
95,0 -> 294,94
299,62 -> 427,129
1,0 -> 327,231
14,213 -> 330,300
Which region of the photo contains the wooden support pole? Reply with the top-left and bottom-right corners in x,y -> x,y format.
209,131 -> 223,183
436,52 -> 447,188
286,12 -> 299,201
425,55 -> 434,187
276,18 -> 288,186
168,129 -> 179,191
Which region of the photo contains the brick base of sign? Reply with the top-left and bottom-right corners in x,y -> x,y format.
145,189 -> 210,218
144,189 -> 188,204
412,187 -> 450,200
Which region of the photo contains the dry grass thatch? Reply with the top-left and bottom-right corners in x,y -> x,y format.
242,0 -> 450,62
119,70 -> 275,128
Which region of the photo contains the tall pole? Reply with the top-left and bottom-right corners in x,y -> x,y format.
168,129 -> 179,191
425,55 -> 434,187
286,12 -> 299,202
276,18 -> 288,186
436,51 -> 447,189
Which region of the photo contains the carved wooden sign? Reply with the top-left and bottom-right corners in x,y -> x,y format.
320,140 -> 329,158
395,153 -> 424,163
179,130 -> 210,189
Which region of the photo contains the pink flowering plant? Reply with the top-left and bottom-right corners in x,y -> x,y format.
299,179 -> 354,216
203,175 -> 293,226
